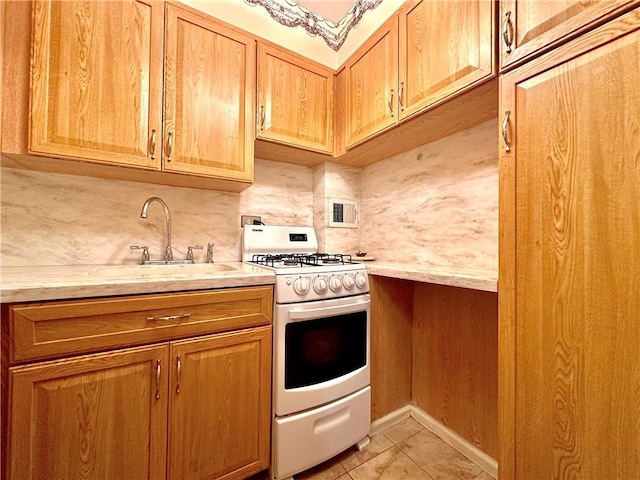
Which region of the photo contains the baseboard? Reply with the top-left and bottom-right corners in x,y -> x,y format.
369,405 -> 498,478
369,405 -> 412,436
410,406 -> 498,478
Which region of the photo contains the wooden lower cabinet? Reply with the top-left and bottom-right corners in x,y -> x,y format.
2,287 -> 273,480
6,326 -> 271,480
168,328 -> 271,480
9,344 -> 170,480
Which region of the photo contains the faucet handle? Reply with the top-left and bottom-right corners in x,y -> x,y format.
130,245 -> 150,263
186,245 -> 203,261
206,242 -> 214,263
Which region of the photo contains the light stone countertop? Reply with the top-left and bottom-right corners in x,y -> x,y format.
0,261 -> 497,304
362,262 -> 498,293
0,263 -> 276,303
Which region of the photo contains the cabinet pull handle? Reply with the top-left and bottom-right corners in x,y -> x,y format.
155,359 -> 161,400
147,313 -> 190,321
502,110 -> 511,153
176,355 -> 182,394
398,82 -> 404,111
150,129 -> 157,160
502,11 -> 513,54
388,89 -> 394,117
259,105 -> 266,130
166,131 -> 173,162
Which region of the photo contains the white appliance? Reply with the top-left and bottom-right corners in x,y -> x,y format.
242,225 -> 371,480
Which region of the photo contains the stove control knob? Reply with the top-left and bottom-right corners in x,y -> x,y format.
329,275 -> 342,292
343,274 -> 355,290
355,273 -> 367,289
293,277 -> 310,296
313,276 -> 328,294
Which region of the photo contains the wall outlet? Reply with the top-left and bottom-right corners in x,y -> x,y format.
241,215 -> 262,226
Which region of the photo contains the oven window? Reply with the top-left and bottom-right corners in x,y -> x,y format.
285,311 -> 367,389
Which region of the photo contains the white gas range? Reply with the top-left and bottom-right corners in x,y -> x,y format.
242,225 -> 371,480
242,225 -> 369,304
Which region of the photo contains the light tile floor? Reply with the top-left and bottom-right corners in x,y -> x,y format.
254,417 -> 496,480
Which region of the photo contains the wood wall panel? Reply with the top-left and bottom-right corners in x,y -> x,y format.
369,276 -> 413,420
412,283 -> 498,458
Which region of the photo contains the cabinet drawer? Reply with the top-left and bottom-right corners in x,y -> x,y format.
7,286 -> 273,364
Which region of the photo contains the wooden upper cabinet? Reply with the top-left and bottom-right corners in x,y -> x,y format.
256,44 -> 334,154
498,8 -> 640,479
499,0 -> 639,70
344,15 -> 399,148
8,344 -> 169,480
29,0 -> 164,168
398,0 -> 495,120
163,3 -> 255,182
168,326 -> 271,480
340,4 -> 495,152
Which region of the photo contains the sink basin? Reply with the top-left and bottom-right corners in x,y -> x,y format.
84,263 -> 237,279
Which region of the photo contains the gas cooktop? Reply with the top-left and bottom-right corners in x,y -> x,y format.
242,225 -> 369,303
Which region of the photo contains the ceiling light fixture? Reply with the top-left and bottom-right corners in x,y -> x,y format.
243,0 -> 383,51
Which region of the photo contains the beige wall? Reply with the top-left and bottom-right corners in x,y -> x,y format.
1,121 -> 497,271
0,159 -> 314,266
315,119 -> 498,271
360,120 -> 498,272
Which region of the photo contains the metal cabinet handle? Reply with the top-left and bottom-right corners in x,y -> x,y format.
259,105 -> 266,130
176,355 -> 182,394
155,360 -> 161,400
502,11 -> 513,54
502,110 -> 511,153
150,129 -> 157,160
147,313 -> 190,321
398,82 -> 404,111
166,131 -> 173,162
388,89 -> 394,117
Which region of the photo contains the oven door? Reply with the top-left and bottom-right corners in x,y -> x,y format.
273,294 -> 370,416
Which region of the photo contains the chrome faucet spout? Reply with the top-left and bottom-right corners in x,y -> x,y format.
140,196 -> 173,261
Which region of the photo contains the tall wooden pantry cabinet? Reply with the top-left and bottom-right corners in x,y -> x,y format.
498,6 -> 640,480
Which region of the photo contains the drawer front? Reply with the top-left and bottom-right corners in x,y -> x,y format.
9,286 -> 273,364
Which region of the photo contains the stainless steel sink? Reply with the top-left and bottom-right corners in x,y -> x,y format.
84,263 -> 237,279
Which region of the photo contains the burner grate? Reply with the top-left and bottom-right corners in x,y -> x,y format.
250,253 -> 354,268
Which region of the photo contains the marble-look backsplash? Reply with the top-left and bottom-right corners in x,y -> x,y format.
0,159 -> 314,266
359,119 -> 498,272
1,121 -> 497,271
313,162 -> 361,255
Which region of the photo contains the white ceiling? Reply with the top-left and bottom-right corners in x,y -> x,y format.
295,0 -> 357,24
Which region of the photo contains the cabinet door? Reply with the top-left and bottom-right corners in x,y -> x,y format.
163,4 -> 255,182
499,0 -> 638,70
257,44 -> 334,154
8,344 -> 169,480
29,0 -> 164,168
499,10 -> 640,479
398,0 -> 494,120
168,326 -> 271,480
345,15 -> 398,148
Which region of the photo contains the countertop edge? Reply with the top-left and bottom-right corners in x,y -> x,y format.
364,262 -> 498,293
0,263 -> 276,303
1,261 -> 498,303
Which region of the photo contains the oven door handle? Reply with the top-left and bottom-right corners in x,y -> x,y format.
288,301 -> 370,320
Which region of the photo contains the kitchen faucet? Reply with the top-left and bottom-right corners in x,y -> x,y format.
140,197 -> 173,262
